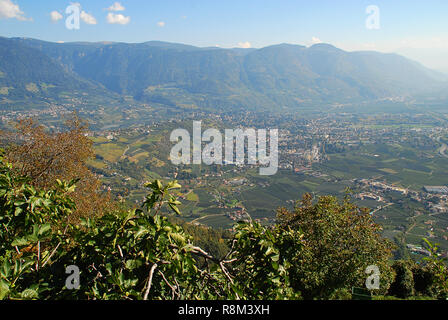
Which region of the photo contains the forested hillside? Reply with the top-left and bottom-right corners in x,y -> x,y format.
2,37 -> 447,111
0,37 -> 110,102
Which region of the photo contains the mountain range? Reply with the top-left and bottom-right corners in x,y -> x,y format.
1,36 -> 446,111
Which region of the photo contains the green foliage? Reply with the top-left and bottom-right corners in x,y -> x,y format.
143,180 -> 182,216
58,208 -> 227,300
420,238 -> 448,299
329,288 -> 353,300
4,149 -> 442,301
389,260 -> 415,298
386,241 -> 448,300
54,180 -> 233,300
276,193 -> 395,299
173,219 -> 232,261
0,172 -> 231,300
0,149 -> 76,299
412,263 -> 439,298
228,221 -> 304,300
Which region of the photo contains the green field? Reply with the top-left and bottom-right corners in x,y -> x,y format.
86,122 -> 448,255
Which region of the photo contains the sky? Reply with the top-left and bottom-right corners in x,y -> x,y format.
1,0 -> 448,72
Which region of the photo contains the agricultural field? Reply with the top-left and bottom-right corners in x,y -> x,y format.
87,119 -> 448,256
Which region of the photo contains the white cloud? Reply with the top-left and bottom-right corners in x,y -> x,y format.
107,2 -> 125,12
107,12 -> 130,25
157,21 -> 165,27
237,41 -> 252,49
0,0 -> 29,21
69,3 -> 96,25
80,10 -> 97,25
50,10 -> 63,23
311,37 -> 322,45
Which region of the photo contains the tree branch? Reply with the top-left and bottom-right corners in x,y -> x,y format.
158,270 -> 178,300
143,263 -> 158,300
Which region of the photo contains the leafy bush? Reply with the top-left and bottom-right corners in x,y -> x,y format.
420,238 -> 448,299
389,260 -> 415,298
276,193 -> 395,299
386,241 -> 448,300
3,149 -> 437,300
0,152 -> 231,300
0,115 -> 112,221
228,221 -> 304,300
0,149 -> 77,299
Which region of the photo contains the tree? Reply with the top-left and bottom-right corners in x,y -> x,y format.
419,238 -> 448,299
276,193 -> 395,299
2,146 -> 425,300
0,114 -> 112,221
227,221 -> 304,299
389,260 -> 415,298
0,165 -> 235,300
387,240 -> 448,300
0,149 -> 77,299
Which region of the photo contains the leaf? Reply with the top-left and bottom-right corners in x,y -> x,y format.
11,237 -> 30,247
168,181 -> 181,189
125,260 -> 142,271
14,206 -> 23,216
0,280 -> 9,300
170,233 -> 186,245
134,227 -> 149,238
169,204 -> 181,215
38,224 -> 52,237
1,260 -> 11,278
14,260 -> 20,275
265,246 -> 274,256
20,288 -> 39,299
271,277 -> 281,284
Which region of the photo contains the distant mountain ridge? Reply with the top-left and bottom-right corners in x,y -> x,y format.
1,37 -> 446,111
0,37 -> 116,104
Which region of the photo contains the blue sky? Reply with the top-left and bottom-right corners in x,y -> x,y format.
1,0 -> 448,70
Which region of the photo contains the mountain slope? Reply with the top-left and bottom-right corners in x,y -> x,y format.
0,37 -> 113,102
4,38 -> 447,110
